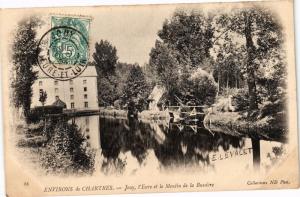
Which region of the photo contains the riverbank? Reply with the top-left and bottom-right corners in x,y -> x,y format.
99,108 -> 171,120
14,119 -> 95,175
99,108 -> 127,118
203,111 -> 287,142
95,107 -> 287,142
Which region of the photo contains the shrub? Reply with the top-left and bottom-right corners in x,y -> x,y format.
28,106 -> 63,123
39,121 -> 95,175
180,68 -> 218,106
258,99 -> 286,119
17,136 -> 47,148
231,88 -> 249,111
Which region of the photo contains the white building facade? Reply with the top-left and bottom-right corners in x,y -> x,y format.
31,66 -> 98,110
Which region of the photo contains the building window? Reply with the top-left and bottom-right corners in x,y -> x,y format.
84,87 -> 87,92
83,79 -> 87,84
85,117 -> 89,125
86,128 -> 89,132
84,94 -> 88,99
86,135 -> 90,140
70,95 -> 74,100
71,102 -> 75,108
54,80 -> 58,85
55,96 -> 59,100
39,81 -> 43,86
69,80 -> 73,85
55,88 -> 58,93
70,88 -> 74,92
84,102 -> 88,108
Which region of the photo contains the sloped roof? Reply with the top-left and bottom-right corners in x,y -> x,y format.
52,98 -> 67,108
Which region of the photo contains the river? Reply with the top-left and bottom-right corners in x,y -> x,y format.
70,115 -> 286,176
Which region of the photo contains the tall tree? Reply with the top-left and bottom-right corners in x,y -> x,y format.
114,62 -> 134,98
212,41 -> 246,95
92,40 -> 118,106
97,77 -> 118,106
149,40 -> 180,102
96,61 -> 135,107
121,64 -> 150,111
39,90 -> 47,107
93,40 -> 118,81
149,10 -> 216,105
215,8 -> 283,111
11,16 -> 42,118
157,10 -> 214,67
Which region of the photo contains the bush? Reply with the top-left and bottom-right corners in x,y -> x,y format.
180,68 -> 217,106
231,88 -> 249,111
17,136 -> 47,148
39,121 -> 95,175
28,106 -> 63,123
258,99 -> 286,119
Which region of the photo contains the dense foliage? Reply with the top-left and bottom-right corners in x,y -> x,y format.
11,17 -> 42,119
149,11 -> 217,106
93,40 -> 151,109
157,10 -> 214,67
93,40 -> 118,78
121,65 -> 151,111
214,8 -> 285,111
40,121 -> 95,174
148,8 -> 286,116
180,68 -> 217,106
231,88 -> 249,111
92,8 -> 286,115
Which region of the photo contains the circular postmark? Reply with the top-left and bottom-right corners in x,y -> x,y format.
37,26 -> 89,81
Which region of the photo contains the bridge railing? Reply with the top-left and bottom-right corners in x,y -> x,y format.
165,105 -> 206,115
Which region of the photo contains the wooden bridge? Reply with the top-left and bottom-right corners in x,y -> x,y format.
165,105 -> 206,123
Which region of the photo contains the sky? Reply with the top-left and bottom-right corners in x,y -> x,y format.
4,1 -> 289,67
90,5 -> 176,65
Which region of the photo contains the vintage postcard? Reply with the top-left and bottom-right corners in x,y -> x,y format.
0,0 -> 299,196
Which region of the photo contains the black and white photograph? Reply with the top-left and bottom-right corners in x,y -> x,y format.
0,0 -> 299,196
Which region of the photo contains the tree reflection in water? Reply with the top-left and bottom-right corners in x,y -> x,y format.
100,117 -> 245,175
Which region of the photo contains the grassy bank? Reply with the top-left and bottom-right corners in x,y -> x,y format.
203,111 -> 287,142
15,119 -> 95,175
99,108 -> 127,118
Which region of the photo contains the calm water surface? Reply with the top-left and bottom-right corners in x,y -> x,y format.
73,115 -> 285,175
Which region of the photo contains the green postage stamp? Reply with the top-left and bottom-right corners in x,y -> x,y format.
50,16 -> 90,65
37,16 -> 91,80
1,1 -> 299,197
